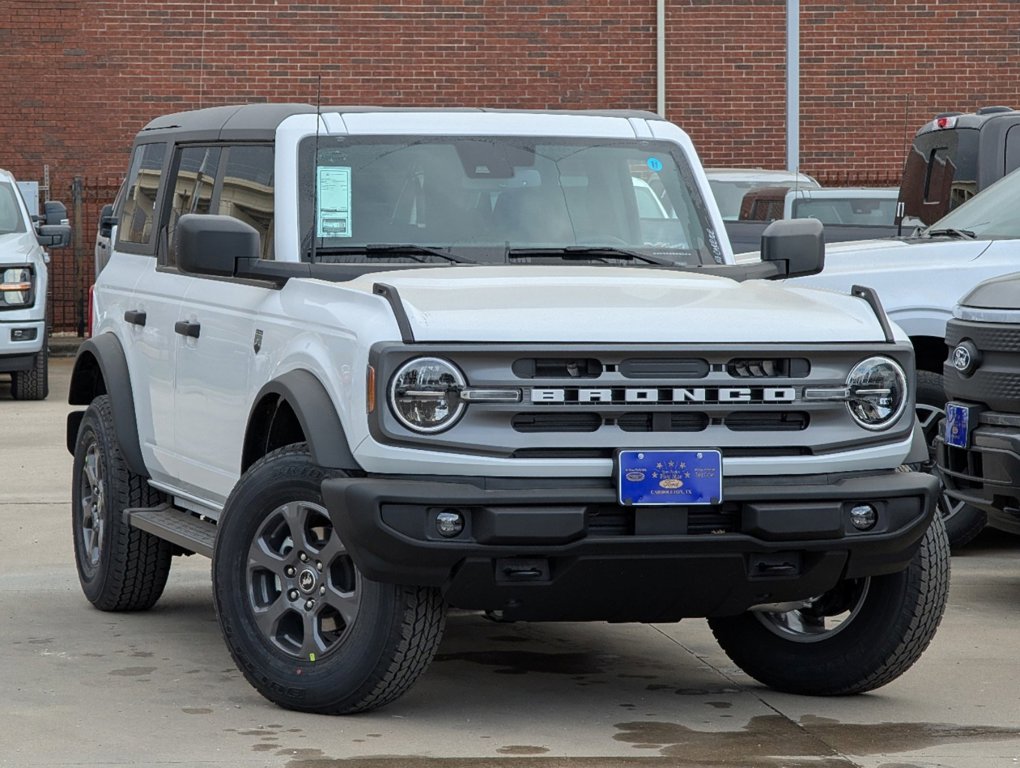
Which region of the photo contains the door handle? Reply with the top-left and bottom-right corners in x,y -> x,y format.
174,320 -> 201,339
124,310 -> 146,327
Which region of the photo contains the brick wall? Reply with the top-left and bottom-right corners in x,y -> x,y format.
2,1 -> 1018,331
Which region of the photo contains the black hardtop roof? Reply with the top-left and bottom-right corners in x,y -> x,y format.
138,103 -> 665,142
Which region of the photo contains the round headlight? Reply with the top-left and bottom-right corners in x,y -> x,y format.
389,357 -> 466,433
845,356 -> 907,431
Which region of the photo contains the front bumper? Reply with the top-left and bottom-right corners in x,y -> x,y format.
0,318 -> 45,370
937,419 -> 1020,536
322,469 -> 937,622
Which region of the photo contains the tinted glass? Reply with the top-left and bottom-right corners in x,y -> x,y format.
299,136 -> 725,266
0,183 -> 27,235
167,146 -> 222,265
898,128 -> 979,226
922,166 -> 1020,239
791,196 -> 898,226
218,145 -> 274,259
119,143 -> 167,246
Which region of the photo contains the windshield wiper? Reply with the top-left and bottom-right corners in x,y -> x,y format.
923,228 -> 977,239
312,244 -> 476,263
506,246 -> 677,267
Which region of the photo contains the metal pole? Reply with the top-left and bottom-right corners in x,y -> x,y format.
657,0 -> 666,118
72,176 -> 85,337
786,0 -> 800,172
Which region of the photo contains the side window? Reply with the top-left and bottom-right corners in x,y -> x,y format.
119,142 -> 167,248
166,146 -> 222,265
218,145 -> 275,259
1005,124 -> 1020,177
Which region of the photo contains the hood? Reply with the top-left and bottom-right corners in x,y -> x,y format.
0,231 -> 42,264
345,266 -> 890,343
820,236 -> 993,270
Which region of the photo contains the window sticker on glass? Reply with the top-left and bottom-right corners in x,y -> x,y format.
317,166 -> 352,238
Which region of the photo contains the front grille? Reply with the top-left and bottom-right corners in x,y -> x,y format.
512,413 -> 601,433
944,318 -> 1020,411
945,319 -> 1020,353
727,358 -> 810,378
616,412 -> 710,432
724,411 -> 809,431
374,342 -> 915,459
619,358 -> 709,378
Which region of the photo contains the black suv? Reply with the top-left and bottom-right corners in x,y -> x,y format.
937,272 -> 1020,536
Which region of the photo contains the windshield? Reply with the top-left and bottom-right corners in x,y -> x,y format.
921,165 -> 1020,239
791,194 -> 898,226
299,136 -> 725,266
0,183 -> 28,235
708,175 -> 819,221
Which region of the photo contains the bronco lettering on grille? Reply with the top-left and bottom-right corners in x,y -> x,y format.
529,387 -> 797,404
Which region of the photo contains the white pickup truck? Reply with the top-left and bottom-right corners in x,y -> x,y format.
67,104 -> 946,714
0,168 -> 71,399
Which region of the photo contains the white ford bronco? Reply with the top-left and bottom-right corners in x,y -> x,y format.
67,104 -> 948,714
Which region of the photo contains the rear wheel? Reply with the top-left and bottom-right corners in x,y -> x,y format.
708,512 -> 950,695
71,396 -> 172,610
213,445 -> 446,714
915,370 -> 986,549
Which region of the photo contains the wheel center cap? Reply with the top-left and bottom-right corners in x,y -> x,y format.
297,568 -> 317,593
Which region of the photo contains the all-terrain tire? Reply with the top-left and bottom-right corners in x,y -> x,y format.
10,345 -> 48,401
212,444 -> 446,714
708,512 -> 950,695
72,395 -> 172,610
915,370 -> 987,549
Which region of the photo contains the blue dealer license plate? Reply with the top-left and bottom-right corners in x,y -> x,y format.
617,450 -> 722,506
944,402 -> 971,449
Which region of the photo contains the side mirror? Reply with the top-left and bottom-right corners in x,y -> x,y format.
44,200 -> 68,226
98,203 -> 116,238
176,214 -> 260,277
760,218 -> 825,278
38,224 -> 72,248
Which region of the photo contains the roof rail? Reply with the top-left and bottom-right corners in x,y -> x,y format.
976,105 -> 1014,115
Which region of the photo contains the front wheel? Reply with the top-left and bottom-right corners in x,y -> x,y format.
708,513 -> 950,695
212,445 -> 446,714
11,346 -> 48,401
71,396 -> 172,610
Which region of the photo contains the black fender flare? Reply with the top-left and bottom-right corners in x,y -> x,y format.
66,334 -> 148,478
246,369 -> 361,472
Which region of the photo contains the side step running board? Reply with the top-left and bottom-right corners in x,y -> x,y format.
127,503 -> 217,559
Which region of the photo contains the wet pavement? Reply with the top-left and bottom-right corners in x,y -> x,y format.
2,358 -> 1019,767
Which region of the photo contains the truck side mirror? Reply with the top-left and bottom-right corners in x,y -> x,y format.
44,200 -> 68,225
760,218 -> 825,278
35,200 -> 72,248
176,214 -> 260,277
98,203 -> 116,238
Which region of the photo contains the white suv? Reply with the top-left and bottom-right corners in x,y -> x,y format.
67,105 -> 947,714
0,168 -> 71,399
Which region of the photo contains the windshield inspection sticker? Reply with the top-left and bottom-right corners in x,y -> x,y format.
646,157 -> 663,172
316,166 -> 352,238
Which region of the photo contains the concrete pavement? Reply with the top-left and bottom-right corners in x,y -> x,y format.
2,357 -> 1019,767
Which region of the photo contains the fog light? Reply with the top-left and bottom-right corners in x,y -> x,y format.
11,328 -> 37,342
849,504 -> 878,531
435,510 -> 465,538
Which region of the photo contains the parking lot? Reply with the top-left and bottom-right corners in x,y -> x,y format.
1,356 -> 1019,768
